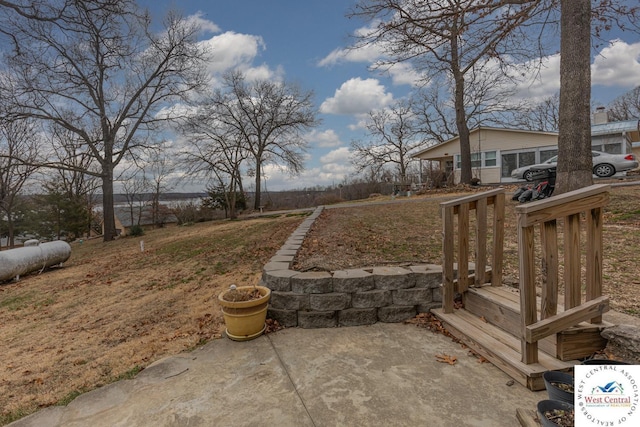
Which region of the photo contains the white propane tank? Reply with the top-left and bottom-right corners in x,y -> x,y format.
0,241 -> 71,282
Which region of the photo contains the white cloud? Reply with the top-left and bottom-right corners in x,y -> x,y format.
318,23 -> 384,67
202,31 -> 266,74
243,63 -> 284,82
318,24 -> 421,87
258,146 -> 354,190
509,39 -> 640,104
386,62 -> 423,86
592,39 -> 640,88
319,44 -> 382,67
320,147 -> 351,164
186,12 -> 221,34
198,31 -> 285,87
307,129 -> 343,148
320,77 -> 394,115
510,54 -> 561,103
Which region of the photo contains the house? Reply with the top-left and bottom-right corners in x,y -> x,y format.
413,113 -> 640,185
109,204 -> 178,237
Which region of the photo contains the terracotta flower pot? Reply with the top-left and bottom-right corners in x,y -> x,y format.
218,285 -> 271,341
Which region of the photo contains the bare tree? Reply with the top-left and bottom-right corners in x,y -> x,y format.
351,99 -> 422,186
607,86 -> 640,121
349,0 -> 548,184
0,0 -> 67,19
0,0 -> 69,49
143,146 -> 176,227
213,71 -> 320,210
0,1 -> 208,241
412,85 -> 458,145
120,171 -> 148,230
179,104 -> 248,220
0,116 -> 39,248
412,66 -> 527,145
46,125 -> 101,236
512,93 -> 560,132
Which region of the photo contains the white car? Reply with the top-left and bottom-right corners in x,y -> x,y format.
510,151 -> 639,181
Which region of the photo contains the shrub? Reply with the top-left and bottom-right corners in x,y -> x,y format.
129,224 -> 144,236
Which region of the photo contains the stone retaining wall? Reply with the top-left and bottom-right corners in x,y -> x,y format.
261,206 -> 445,328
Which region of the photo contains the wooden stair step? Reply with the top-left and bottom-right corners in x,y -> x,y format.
465,285 -> 609,360
432,307 -> 576,391
470,285 -> 611,329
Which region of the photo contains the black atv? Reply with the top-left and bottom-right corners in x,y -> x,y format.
512,166 -> 556,203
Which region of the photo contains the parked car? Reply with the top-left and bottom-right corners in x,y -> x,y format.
511,151 -> 639,181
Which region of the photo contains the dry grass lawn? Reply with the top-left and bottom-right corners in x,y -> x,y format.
0,214 -> 304,425
1,184 -> 639,425
293,184 -> 640,315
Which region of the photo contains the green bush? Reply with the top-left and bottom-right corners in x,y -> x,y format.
129,224 -> 145,236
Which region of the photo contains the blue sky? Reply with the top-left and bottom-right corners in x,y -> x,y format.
140,1 -> 640,192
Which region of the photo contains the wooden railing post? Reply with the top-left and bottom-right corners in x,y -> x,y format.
540,220 -> 558,320
564,213 -> 582,310
475,197 -> 487,286
492,192 -> 505,287
518,222 -> 539,364
442,205 -> 455,314
440,188 -> 505,313
457,203 -> 470,293
586,206 -> 605,324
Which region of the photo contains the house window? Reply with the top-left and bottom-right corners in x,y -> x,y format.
501,153 -> 517,177
540,149 -> 557,162
603,143 -> 622,154
455,151 -> 498,169
501,150 -> 536,178
519,151 -> 535,166
471,152 -> 481,168
485,151 -> 497,167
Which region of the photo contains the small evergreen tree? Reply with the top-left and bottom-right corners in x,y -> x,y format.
35,181 -> 90,240
202,185 -> 246,219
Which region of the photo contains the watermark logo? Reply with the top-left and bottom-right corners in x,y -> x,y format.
575,365 -> 640,425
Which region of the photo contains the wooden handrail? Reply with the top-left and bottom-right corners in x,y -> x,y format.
525,296 -> 609,343
515,184 -> 610,364
515,184 -> 610,227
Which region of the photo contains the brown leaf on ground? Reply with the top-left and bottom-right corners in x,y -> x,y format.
435,354 -> 458,365
264,318 -> 284,334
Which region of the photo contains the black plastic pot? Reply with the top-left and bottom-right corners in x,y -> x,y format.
543,371 -> 574,403
537,400 -> 574,427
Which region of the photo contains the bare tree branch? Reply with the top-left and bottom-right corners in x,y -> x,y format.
0,1 -> 209,240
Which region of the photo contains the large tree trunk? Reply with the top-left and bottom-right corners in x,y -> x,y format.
556,0 -> 593,194
7,212 -> 15,248
253,161 -> 262,210
454,73 -> 472,184
451,24 -> 472,185
102,169 -> 117,241
228,184 -> 237,220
